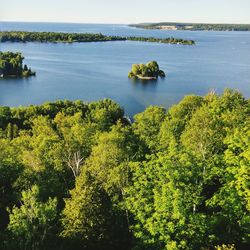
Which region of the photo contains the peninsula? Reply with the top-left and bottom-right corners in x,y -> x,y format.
128,61 -> 166,80
0,51 -> 35,78
0,31 -> 195,45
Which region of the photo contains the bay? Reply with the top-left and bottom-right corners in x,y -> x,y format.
0,22 -> 250,116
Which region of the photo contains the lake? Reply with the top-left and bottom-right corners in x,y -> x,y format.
1,22 -> 250,116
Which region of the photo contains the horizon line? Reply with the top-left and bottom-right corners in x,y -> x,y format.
1,20 -> 250,25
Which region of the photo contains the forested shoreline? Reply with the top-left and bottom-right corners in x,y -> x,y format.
0,51 -> 35,78
130,22 -> 250,31
0,89 -> 249,250
0,31 -> 195,45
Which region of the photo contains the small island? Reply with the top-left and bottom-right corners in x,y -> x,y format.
128,61 -> 166,80
0,51 -> 35,78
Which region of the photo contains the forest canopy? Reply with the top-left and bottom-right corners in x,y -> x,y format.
0,51 -> 35,77
0,90 -> 249,250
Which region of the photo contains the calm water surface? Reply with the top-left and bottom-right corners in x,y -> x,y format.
0,22 -> 250,116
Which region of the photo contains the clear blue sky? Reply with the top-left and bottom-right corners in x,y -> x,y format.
2,0 -> 250,24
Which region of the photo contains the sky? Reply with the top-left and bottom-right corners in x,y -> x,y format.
1,0 -> 250,24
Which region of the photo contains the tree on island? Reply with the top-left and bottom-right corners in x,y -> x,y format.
128,61 -> 166,79
0,51 -> 35,78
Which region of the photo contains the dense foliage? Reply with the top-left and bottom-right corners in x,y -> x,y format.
128,61 -> 166,79
0,31 -> 125,43
127,36 -> 195,45
0,51 -> 35,77
0,31 -> 195,45
130,22 -> 250,31
0,90 -> 249,250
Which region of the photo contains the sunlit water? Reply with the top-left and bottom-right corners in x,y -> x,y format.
0,22 -> 250,116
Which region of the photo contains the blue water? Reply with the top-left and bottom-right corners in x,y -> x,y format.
0,22 -> 250,116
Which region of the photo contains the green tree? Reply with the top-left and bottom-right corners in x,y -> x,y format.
54,112 -> 97,178
0,106 -> 11,129
133,106 -> 166,153
131,64 -> 141,76
61,123 -> 140,249
23,64 -> 28,71
0,139 -> 23,231
206,121 -> 250,245
8,185 -> 57,250
158,95 -> 203,151
146,61 -> 159,77
13,116 -> 68,202
126,151 -> 208,250
140,64 -> 149,76
85,122 -> 142,233
61,170 -> 127,250
87,99 -> 124,131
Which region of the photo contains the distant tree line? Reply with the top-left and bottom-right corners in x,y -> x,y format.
0,90 -> 249,249
130,22 -> 250,31
0,31 -> 125,43
0,51 -> 35,77
0,31 -> 195,45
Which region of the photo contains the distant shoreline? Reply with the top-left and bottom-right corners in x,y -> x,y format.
130,22 -> 250,31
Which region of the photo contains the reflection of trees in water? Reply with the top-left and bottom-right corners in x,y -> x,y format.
131,77 -> 158,87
